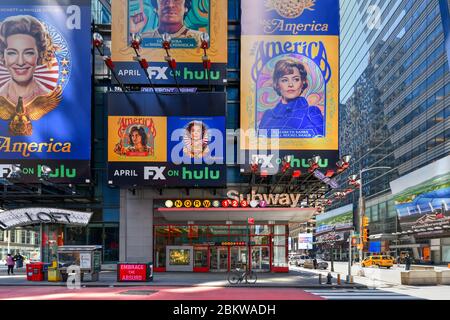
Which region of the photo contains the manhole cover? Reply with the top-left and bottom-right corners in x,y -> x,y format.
119,290 -> 158,296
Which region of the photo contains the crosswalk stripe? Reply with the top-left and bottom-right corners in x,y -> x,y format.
305,289 -> 420,300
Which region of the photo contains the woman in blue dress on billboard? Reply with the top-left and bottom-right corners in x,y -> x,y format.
258,58 -> 324,137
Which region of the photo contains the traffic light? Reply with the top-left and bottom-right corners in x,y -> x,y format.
363,228 -> 368,242
363,216 -> 369,227
362,227 -> 370,242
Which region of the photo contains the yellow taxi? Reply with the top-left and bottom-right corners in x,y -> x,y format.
361,255 -> 394,268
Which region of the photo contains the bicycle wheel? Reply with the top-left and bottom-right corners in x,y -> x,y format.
228,272 -> 240,284
245,271 -> 257,284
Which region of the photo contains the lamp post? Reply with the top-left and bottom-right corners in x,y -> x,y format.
357,166 -> 391,264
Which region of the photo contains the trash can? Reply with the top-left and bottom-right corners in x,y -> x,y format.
26,264 -> 34,281
47,267 -> 62,282
26,263 -> 45,281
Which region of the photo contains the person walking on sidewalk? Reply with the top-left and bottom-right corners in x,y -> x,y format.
6,254 -> 15,275
14,252 -> 23,269
405,254 -> 412,271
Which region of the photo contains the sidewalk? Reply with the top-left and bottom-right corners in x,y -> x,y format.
294,261 -> 450,288
0,268 -> 366,289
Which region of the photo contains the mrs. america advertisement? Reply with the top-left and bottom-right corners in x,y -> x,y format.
0,0 -> 91,183
240,0 -> 339,166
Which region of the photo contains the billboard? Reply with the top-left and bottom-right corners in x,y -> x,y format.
298,233 -> 313,250
390,155 -> 450,237
316,204 -> 354,235
0,0 -> 91,183
107,92 -> 226,187
111,0 -> 228,85
240,0 -> 339,173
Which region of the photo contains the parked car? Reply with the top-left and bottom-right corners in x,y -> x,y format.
295,255 -> 310,267
361,255 -> 394,268
304,258 -> 328,270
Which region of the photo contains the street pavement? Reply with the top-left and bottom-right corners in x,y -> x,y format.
0,286 -> 324,300
0,268 -> 364,289
305,289 -> 420,300
1,263 -> 449,300
291,261 -> 450,300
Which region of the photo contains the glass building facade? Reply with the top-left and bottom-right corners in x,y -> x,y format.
331,0 -> 450,262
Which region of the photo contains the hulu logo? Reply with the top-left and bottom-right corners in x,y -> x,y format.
182,167 -> 220,180
288,156 -> 328,168
183,68 -> 220,80
37,165 -> 76,178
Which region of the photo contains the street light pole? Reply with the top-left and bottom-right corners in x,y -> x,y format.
358,166 -> 391,265
347,229 -> 353,283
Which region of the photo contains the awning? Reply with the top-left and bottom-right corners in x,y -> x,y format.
0,208 -> 93,230
155,207 -> 315,223
389,244 -> 426,249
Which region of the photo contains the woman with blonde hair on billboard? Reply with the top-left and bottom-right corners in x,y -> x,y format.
259,58 -> 324,137
0,15 -> 55,105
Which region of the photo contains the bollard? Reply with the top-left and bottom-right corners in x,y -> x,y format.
318,273 -> 322,284
337,274 -> 341,285
326,272 -> 332,284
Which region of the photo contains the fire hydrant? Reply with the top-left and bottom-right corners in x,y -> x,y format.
326,272 -> 333,284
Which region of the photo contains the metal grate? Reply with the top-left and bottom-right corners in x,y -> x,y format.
118,290 -> 158,296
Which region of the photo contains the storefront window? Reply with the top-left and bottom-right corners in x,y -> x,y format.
155,226 -> 170,237
104,227 -> 119,262
251,225 -> 271,235
273,225 -> 287,235
251,236 -> 270,245
251,246 -> 270,271
229,226 -> 248,236
155,246 -> 165,268
194,247 -> 208,268
387,200 -> 397,218
65,227 -> 87,245
273,246 -> 287,267
443,246 -> 450,263
208,226 -> 229,235
273,235 -> 285,246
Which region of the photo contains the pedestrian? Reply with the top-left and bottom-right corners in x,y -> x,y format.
14,252 -> 23,269
405,253 -> 411,271
313,257 -> 318,269
6,254 -> 14,275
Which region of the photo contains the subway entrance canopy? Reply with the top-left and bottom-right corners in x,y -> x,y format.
155,207 -> 316,223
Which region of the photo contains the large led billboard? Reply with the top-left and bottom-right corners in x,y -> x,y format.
107,92 -> 226,187
240,0 -> 340,173
315,204 -> 354,234
390,155 -> 450,237
111,0 -> 228,85
0,0 -> 91,183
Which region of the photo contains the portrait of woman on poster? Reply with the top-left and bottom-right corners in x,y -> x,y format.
183,120 -> 210,159
258,58 -> 324,137
0,15 -> 54,105
114,126 -> 150,155
0,15 -> 62,136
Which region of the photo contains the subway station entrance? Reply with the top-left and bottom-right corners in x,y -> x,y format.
153,207 -> 315,273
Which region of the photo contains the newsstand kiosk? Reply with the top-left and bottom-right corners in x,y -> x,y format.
57,245 -> 102,281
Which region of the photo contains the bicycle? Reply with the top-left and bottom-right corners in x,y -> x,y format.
227,266 -> 257,284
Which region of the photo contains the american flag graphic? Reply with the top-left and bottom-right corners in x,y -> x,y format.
0,59 -> 60,93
